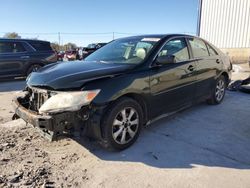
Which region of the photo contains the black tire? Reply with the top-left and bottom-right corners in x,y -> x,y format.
207,75 -> 226,105
26,64 -> 42,76
101,97 -> 143,150
239,84 -> 250,94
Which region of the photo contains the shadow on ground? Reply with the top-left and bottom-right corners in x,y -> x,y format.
73,91 -> 250,169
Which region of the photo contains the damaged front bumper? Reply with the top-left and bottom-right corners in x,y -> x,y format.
13,94 -> 105,141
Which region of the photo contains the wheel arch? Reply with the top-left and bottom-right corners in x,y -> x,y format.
25,62 -> 44,76
121,93 -> 149,125
221,71 -> 230,86
103,92 -> 149,126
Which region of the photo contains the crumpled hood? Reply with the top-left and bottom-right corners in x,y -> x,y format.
27,61 -> 132,90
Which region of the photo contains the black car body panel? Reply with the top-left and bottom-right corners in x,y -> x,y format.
0,38 -> 57,78
13,34 -> 232,141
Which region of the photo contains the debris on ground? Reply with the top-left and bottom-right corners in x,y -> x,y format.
1,74 -> 250,187
228,76 -> 250,93
0,121 -> 90,187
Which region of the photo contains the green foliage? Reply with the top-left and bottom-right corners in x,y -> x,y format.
3,32 -> 21,39
51,42 -> 78,51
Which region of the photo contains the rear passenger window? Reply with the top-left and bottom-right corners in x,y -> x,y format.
0,42 -> 13,53
206,44 -> 218,56
14,42 -> 26,52
29,41 -> 52,51
0,42 -> 26,53
158,38 -> 189,62
188,38 -> 209,58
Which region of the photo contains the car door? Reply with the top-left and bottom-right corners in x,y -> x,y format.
187,37 -> 222,100
0,41 -> 28,77
149,37 -> 197,119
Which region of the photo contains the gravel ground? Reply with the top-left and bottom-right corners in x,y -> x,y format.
0,64 -> 249,188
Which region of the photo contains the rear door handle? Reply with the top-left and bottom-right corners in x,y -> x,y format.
187,65 -> 194,72
216,59 -> 221,64
21,56 -> 30,59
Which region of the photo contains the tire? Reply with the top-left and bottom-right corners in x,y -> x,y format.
239,84 -> 250,94
207,75 -> 226,105
26,64 -> 42,76
101,97 -> 143,150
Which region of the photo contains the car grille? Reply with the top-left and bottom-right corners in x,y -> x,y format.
28,87 -> 51,112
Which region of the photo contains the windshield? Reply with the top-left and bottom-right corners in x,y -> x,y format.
87,43 -> 96,48
84,37 -> 161,64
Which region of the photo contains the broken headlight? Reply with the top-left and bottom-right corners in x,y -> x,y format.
39,89 -> 100,114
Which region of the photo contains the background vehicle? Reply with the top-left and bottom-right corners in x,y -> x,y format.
0,38 -> 57,78
13,34 -> 232,150
57,51 -> 65,61
82,43 -> 107,59
64,50 -> 77,61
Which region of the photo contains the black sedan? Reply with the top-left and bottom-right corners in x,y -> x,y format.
13,34 -> 232,150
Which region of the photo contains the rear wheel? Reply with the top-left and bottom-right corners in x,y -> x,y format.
207,75 -> 226,105
102,97 -> 143,150
26,64 -> 42,76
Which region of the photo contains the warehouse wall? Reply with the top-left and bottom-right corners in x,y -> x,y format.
199,0 -> 250,49
220,48 -> 250,64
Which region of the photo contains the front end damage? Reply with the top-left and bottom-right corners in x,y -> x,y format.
12,87 -> 105,141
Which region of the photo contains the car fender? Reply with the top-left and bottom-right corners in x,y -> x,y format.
83,71 -> 151,106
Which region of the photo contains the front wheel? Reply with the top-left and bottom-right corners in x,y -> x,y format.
102,97 -> 143,150
207,75 -> 226,105
26,64 -> 42,76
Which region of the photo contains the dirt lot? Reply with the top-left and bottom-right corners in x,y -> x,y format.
0,64 -> 250,188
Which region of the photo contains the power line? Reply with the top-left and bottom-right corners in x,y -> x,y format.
61,32 -> 113,35
0,32 -> 58,35
0,31 -> 143,36
0,31 -> 196,36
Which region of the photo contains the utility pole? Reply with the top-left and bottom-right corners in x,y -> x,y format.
196,0 -> 202,36
58,32 -> 61,46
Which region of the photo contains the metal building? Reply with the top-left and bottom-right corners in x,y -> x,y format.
197,0 -> 250,63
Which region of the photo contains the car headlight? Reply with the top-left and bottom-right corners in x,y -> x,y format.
39,89 -> 100,114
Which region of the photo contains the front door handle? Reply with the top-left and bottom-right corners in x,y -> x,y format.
187,65 -> 194,72
216,59 -> 221,64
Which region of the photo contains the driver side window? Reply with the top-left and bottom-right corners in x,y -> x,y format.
158,38 -> 190,62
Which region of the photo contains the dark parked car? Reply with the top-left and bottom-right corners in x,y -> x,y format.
13,34 -> 232,150
82,43 -> 107,59
0,38 -> 57,78
56,51 -> 65,61
64,50 -> 77,61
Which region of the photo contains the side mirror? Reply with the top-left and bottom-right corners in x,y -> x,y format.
156,55 -> 176,65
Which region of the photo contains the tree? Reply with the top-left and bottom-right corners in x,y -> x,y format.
63,43 -> 77,51
3,32 -> 21,39
51,42 -> 60,51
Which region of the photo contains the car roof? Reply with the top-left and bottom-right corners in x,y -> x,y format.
121,34 -> 196,40
0,38 -> 50,43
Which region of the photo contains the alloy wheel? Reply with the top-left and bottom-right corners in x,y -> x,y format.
215,79 -> 225,102
112,107 -> 139,145
32,65 -> 41,72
